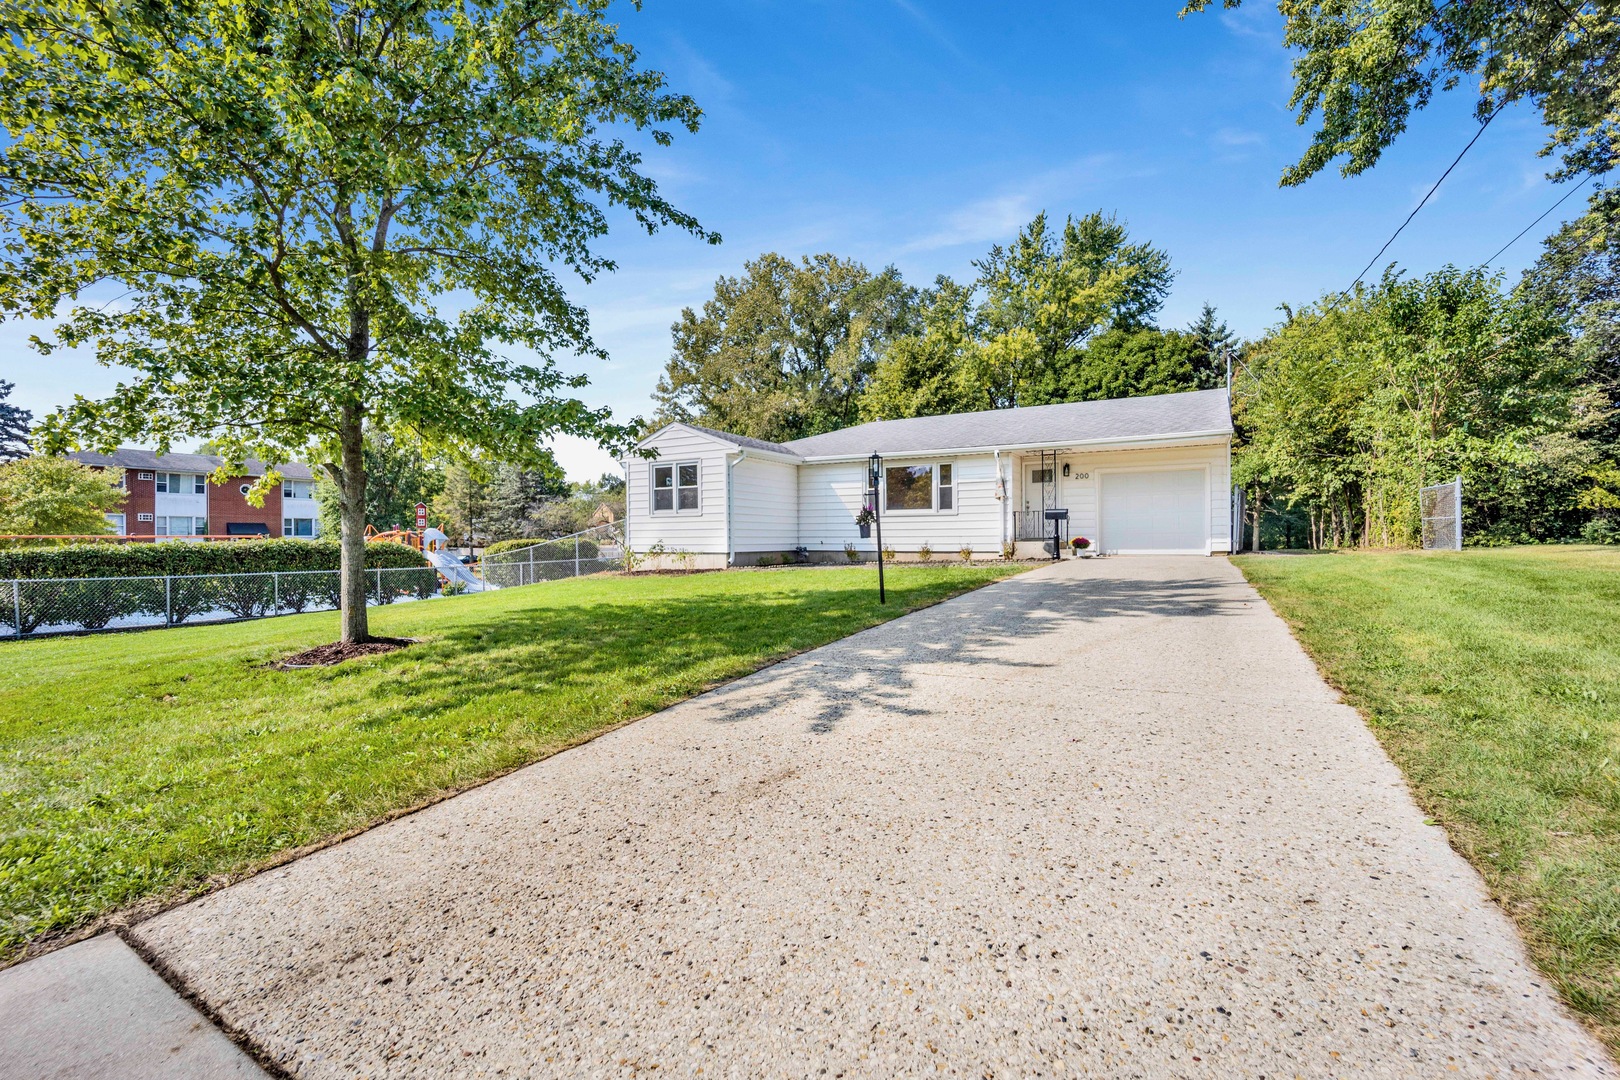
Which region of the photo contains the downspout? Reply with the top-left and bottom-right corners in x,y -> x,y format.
726,450 -> 748,567
994,449 -> 1006,549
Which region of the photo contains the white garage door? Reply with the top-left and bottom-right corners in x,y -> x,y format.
1100,469 -> 1207,554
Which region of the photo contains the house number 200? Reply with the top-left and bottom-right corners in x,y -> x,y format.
1071,471 -> 1091,480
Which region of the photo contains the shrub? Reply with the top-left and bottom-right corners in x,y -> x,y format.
843,542 -> 860,563
958,545 -> 973,562
1001,541 -> 1016,561
0,538 -> 427,580
917,542 -> 933,563
757,554 -> 778,567
881,545 -> 896,563
1581,518 -> 1620,545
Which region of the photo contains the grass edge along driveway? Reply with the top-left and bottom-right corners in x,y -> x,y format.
0,563 -> 1024,966
1235,547 -> 1620,1057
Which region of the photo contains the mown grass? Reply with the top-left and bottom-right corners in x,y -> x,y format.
0,563 -> 1021,963
1235,546 -> 1620,1051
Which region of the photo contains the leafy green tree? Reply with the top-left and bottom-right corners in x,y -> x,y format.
1186,303 -> 1236,389
1236,267 -> 1587,547
1183,0 -> 1619,186
314,430 -> 445,535
1029,328 -> 1204,406
972,212 -> 1174,407
860,277 -> 988,420
5,0 -> 710,642
0,381 -> 30,462
0,456 -> 125,536
654,253 -> 916,442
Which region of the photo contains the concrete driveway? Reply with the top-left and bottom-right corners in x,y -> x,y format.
125,557 -> 1610,1077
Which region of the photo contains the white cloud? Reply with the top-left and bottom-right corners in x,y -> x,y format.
903,155 -> 1151,253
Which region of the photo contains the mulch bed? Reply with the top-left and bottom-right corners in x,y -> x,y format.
277,637 -> 414,669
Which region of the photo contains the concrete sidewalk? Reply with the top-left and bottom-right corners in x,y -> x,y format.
0,934 -> 267,1078
6,557 -> 1612,1077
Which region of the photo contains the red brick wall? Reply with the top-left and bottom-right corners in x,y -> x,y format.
120,469 -> 156,536
208,476 -> 284,537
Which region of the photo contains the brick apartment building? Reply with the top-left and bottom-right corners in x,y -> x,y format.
67,449 -> 322,539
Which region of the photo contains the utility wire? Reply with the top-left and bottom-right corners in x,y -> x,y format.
1477,172 -> 1593,267
1346,99 -> 1509,292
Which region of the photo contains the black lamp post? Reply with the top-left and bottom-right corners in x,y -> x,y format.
868,451 -> 885,605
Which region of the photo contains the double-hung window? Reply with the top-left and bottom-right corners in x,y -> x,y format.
155,516 -> 206,536
883,462 -> 955,513
283,517 -> 316,537
155,472 -> 204,494
283,479 -> 315,500
652,462 -> 699,512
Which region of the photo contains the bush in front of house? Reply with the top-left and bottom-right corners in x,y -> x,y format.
0,538 -> 428,580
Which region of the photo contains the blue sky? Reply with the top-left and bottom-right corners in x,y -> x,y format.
0,2 -> 1583,479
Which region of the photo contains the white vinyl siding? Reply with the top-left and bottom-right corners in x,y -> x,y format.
798,455 -> 1002,554
730,456 -> 799,553
623,426 -> 732,554
1011,440 -> 1231,554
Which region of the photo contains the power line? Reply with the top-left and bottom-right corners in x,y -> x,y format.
1346,99 -> 1509,292
1478,173 -> 1593,267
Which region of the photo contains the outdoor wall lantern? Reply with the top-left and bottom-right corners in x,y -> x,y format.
1062,462 -> 1070,477
868,451 -> 885,605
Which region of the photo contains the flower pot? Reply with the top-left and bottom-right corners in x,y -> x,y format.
858,523 -> 871,538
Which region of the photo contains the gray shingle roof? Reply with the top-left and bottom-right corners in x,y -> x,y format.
676,423 -> 801,457
780,388 -> 1232,460
67,448 -> 316,481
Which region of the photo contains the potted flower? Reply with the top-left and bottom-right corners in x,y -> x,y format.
854,504 -> 875,538
1069,536 -> 1091,557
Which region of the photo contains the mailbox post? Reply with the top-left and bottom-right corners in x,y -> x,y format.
1044,507 -> 1069,561
868,452 -> 885,604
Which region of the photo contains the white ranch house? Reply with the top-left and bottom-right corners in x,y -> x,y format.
622,388 -> 1235,568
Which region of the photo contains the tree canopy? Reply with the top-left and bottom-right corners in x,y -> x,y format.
653,253 -> 916,442
1183,0 -> 1620,186
2,0 -> 710,640
0,456 -> 125,536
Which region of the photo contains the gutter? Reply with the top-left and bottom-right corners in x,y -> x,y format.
792,428 -> 1236,464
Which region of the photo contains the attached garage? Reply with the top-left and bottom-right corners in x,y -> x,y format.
1099,468 -> 1209,555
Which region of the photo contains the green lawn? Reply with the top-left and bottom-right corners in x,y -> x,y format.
1235,547 -> 1620,1051
0,563 -> 1021,963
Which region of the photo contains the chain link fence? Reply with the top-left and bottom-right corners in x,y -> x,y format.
3,566 -> 445,639
1420,477 -> 1464,550
479,525 -> 623,588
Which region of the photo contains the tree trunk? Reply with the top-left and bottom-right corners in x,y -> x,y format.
1250,486 -> 1262,552
338,405 -> 369,644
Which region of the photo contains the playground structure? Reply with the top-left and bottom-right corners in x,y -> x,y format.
365,524 -> 496,592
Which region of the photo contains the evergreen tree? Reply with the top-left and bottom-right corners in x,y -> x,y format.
0,380 -> 31,461
1186,303 -> 1236,389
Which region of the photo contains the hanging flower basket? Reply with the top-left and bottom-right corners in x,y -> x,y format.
854,505 -> 875,537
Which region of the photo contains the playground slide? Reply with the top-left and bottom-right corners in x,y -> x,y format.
426,547 -> 497,591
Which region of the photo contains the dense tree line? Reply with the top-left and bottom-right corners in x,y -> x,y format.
654,211 -> 1228,441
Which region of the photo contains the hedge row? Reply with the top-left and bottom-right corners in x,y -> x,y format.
0,539 -> 428,581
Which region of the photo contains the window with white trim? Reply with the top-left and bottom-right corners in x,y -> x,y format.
155,472 -> 204,494
154,516 -> 207,536
137,512 -> 154,522
652,461 -> 700,512
282,479 -> 315,500
137,471 -> 155,481
884,463 -> 957,513
105,513 -> 126,536
283,517 -> 316,538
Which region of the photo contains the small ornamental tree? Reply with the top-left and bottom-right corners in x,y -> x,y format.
0,0 -> 714,642
0,456 -> 125,536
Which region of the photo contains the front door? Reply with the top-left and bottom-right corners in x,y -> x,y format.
1024,465 -> 1057,512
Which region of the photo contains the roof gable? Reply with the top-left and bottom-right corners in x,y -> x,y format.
66,448 -> 315,481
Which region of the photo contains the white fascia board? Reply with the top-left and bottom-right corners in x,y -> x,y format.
795,429 -> 1234,464
723,446 -> 801,465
